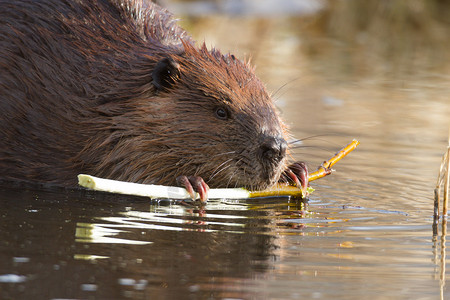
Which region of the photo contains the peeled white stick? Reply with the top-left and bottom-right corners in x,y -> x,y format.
78,174 -> 251,200
78,140 -> 359,200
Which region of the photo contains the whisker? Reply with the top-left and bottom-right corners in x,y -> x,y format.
208,159 -> 234,181
226,170 -> 236,189
288,145 -> 336,152
226,157 -> 244,188
270,76 -> 301,100
287,134 -> 339,145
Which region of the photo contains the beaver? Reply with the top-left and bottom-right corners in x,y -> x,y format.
0,0 -> 308,201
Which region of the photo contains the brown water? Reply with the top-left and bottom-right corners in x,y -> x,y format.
1,1 -> 450,299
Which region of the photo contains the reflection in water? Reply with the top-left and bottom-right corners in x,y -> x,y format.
76,222 -> 153,244
438,220 -> 447,300
0,182 -> 444,298
0,274 -> 27,283
1,0 -> 450,298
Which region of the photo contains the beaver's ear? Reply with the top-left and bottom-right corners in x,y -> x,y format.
152,58 -> 180,91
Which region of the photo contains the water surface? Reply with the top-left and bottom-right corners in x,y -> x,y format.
1,0 -> 449,299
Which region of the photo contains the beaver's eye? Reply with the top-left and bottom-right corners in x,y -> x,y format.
215,107 -> 229,120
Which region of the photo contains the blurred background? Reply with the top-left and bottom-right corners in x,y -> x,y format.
2,1 -> 450,299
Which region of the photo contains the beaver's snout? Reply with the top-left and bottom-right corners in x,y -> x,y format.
259,136 -> 287,165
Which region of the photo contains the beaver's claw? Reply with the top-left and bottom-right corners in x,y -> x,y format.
282,162 -> 309,196
176,175 -> 210,203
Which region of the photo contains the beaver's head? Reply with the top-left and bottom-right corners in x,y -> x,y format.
82,42 -> 288,190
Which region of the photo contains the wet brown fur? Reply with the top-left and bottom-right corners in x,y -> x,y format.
0,0 -> 288,189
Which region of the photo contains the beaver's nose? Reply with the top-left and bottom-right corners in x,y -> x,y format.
259,136 -> 287,163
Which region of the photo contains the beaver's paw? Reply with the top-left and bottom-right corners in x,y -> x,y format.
282,162 -> 309,196
176,175 -> 210,203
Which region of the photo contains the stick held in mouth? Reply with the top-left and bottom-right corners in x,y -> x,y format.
78,139 -> 360,200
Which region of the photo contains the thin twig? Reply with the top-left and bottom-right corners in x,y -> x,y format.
308,139 -> 360,182
433,131 -> 450,297
444,146 -> 450,218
